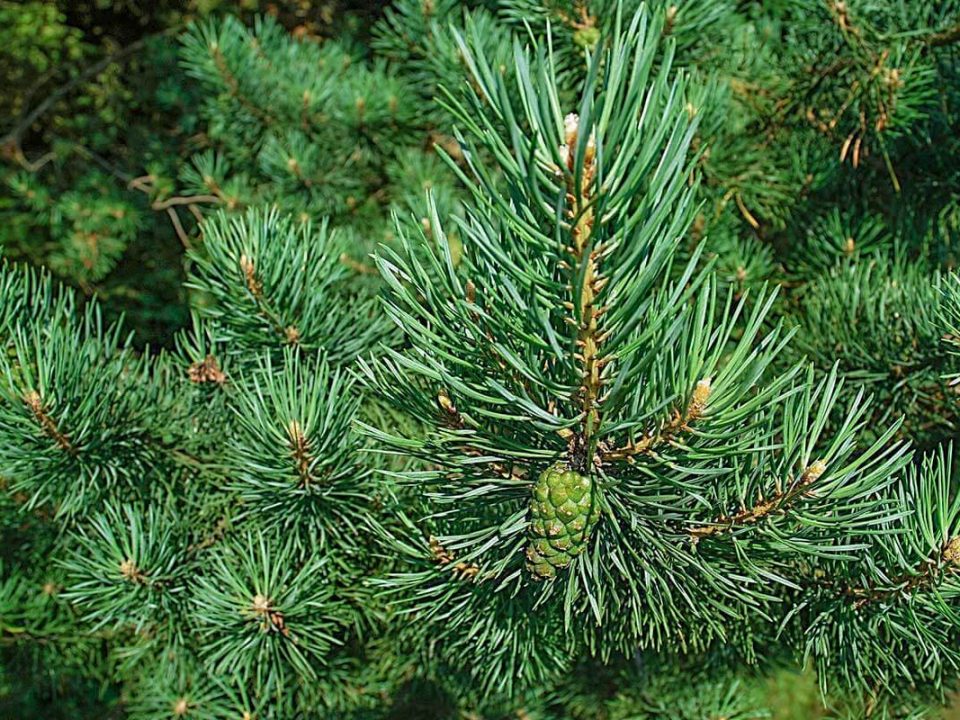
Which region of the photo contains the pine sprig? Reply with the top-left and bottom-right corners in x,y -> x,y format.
227,349 -> 378,548
192,532 -> 351,701
0,265 -> 176,517
363,5 -> 914,693
186,207 -> 392,366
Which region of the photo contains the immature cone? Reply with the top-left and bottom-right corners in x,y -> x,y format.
525,462 -> 601,579
573,25 -> 601,51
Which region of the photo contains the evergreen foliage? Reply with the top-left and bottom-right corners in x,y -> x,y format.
3,1 -> 960,718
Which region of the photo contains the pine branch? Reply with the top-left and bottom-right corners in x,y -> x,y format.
927,22 -> 960,47
600,378 -> 711,463
22,391 -> 76,456
841,537 -> 960,609
688,458 -> 827,542
208,43 -> 277,128
560,113 -> 607,469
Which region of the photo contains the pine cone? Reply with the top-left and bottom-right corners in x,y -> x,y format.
525,462 -> 601,579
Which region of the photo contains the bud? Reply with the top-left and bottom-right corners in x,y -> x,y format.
560,114 -> 596,171
943,537 -> 960,566
804,460 -> 827,484
564,113 -> 580,147
686,378 -> 712,419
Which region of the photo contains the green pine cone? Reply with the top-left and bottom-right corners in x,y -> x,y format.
573,26 -> 602,51
525,462 -> 601,579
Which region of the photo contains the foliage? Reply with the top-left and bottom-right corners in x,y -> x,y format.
3,1 -> 960,719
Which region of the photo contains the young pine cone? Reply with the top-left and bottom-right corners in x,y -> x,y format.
525,462 -> 601,579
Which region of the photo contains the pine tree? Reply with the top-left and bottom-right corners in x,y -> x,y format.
3,1 -> 960,719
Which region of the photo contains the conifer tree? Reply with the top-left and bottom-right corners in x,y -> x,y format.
3,1 -> 960,719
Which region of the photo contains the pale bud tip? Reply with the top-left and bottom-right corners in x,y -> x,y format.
692,378 -> 712,405
805,460 -> 827,483
944,537 -> 960,566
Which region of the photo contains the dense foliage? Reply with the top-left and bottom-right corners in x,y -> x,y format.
3,1 -> 960,718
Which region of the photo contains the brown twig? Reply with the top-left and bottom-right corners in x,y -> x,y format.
151,194 -> 221,210
928,22 -> 960,47
188,355 -> 226,385
165,207 -> 192,250
429,535 -> 480,581
558,114 -> 607,469
287,420 -> 315,488
839,537 -> 960,609
601,379 -> 712,464
249,594 -> 290,637
210,46 -> 276,127
119,558 -> 148,584
688,459 -> 827,542
235,254 -> 299,343
436,389 -> 525,481
23,391 -> 76,455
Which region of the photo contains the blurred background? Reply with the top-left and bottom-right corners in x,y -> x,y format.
1,0 -> 385,348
